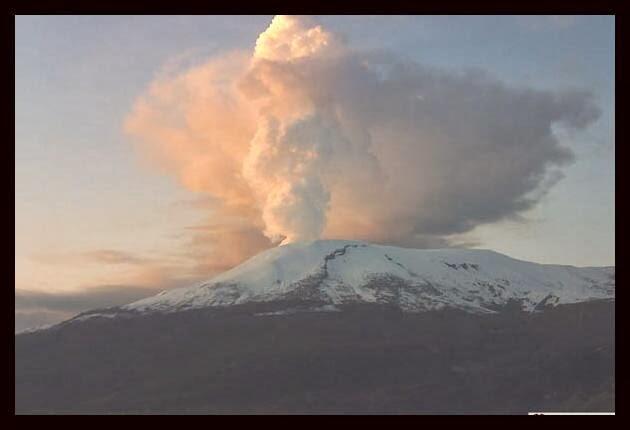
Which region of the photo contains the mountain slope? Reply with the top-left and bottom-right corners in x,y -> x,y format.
15,300 -> 614,414
118,240 -> 613,316
15,241 -> 615,414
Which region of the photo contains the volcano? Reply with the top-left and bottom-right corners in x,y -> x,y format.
15,241 -> 615,414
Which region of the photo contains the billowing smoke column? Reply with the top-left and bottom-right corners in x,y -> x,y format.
126,15 -> 600,265
241,15 -> 350,244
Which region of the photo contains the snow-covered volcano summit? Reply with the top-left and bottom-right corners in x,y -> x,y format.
122,240 -> 614,315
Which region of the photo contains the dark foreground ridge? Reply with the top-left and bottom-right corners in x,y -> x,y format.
15,300 -> 614,414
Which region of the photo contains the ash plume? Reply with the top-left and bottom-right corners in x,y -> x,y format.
125,15 -> 600,264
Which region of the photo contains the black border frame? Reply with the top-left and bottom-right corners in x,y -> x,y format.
5,1 -> 624,419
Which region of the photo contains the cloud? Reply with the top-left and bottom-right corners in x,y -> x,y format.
81,249 -> 150,265
15,309 -> 70,334
183,218 -> 272,275
15,285 -> 169,332
125,15 -> 601,259
15,255 -> 214,332
31,249 -> 152,266
15,285 -> 164,314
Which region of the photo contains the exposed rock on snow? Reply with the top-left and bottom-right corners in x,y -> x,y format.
119,240 -> 614,316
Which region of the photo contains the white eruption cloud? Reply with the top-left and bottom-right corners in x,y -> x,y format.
126,15 -> 601,261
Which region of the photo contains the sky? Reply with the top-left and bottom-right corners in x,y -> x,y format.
15,15 -> 614,331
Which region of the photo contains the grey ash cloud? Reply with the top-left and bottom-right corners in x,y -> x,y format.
126,15 -> 603,252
